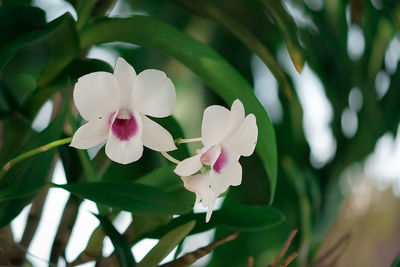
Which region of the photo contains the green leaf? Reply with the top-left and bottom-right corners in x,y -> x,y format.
23,58 -> 113,120
260,0 -> 305,72
137,221 -> 196,267
152,116 -> 191,160
0,110 -> 66,227
38,13 -> 80,87
392,251 -> 400,267
0,114 -> 32,165
76,0 -> 98,30
368,18 -> 394,79
177,0 -> 293,96
0,5 -> 64,69
80,15 -> 278,203
63,58 -> 114,80
135,165 -> 193,202
0,183 -> 49,202
0,81 -> 14,118
149,205 -> 285,239
2,0 -> 32,5
56,181 -> 192,215
96,215 -> 136,267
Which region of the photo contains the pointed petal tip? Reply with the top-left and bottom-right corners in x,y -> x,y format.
205,209 -> 213,223
232,98 -> 242,105
115,57 -> 136,74
231,98 -> 244,109
163,142 -> 178,152
115,57 -> 129,68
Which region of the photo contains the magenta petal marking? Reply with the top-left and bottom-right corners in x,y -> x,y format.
213,149 -> 227,173
111,112 -> 138,141
200,153 -> 210,165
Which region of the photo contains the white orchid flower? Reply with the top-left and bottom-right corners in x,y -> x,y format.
175,99 -> 258,221
70,57 -> 177,164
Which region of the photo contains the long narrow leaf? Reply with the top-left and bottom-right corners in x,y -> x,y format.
56,181 -> 192,215
0,5 -> 64,69
260,0 -> 305,72
148,205 -> 285,239
96,215 -> 136,267
137,221 -> 196,267
38,13 -> 80,87
0,110 -> 66,227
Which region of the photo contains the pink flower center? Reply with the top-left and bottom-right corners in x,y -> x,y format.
110,109 -> 138,141
200,146 -> 228,173
213,149 -> 227,173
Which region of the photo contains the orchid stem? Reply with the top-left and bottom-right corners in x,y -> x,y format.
161,152 -> 181,165
176,137 -> 202,145
0,137 -> 72,181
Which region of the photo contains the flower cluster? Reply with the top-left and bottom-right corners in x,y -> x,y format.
174,100 -> 258,221
71,57 -> 258,221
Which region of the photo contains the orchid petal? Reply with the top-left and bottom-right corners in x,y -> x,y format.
223,114 -> 258,157
74,72 -> 120,121
70,119 -> 108,149
181,173 -> 218,222
201,105 -> 231,147
105,112 -> 144,164
205,199 -> 216,223
174,154 -> 202,177
114,57 -> 136,108
226,99 -> 245,135
133,69 -> 176,118
210,159 -> 242,195
200,145 -> 221,166
141,115 -> 176,152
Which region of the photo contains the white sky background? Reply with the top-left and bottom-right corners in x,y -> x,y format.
9,0 -> 400,266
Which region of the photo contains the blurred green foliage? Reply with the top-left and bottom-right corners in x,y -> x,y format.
0,0 -> 400,266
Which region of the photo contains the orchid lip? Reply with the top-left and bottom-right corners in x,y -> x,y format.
199,146 -> 228,173
212,148 -> 227,173
110,109 -> 138,141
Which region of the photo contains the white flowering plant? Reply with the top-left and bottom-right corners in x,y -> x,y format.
1,0 -> 399,266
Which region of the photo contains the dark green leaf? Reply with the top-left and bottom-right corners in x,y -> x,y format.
23,59 -> 112,121
136,166 -> 191,197
152,116 -> 190,160
0,5 -> 64,69
38,13 -> 80,87
2,0 -> 32,5
177,0 -> 293,96
63,58 -> 114,80
392,251 -> 400,267
0,114 -> 32,165
0,183 -> 48,202
80,15 -> 278,203
0,82 -> 15,118
76,0 -> 98,30
135,165 -> 195,210
260,0 -> 305,72
56,181 -> 192,215
0,110 -> 66,227
96,215 -> 136,267
137,220 -> 195,267
149,205 -> 285,239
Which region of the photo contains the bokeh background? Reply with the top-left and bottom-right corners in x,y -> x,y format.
1,0 -> 400,266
